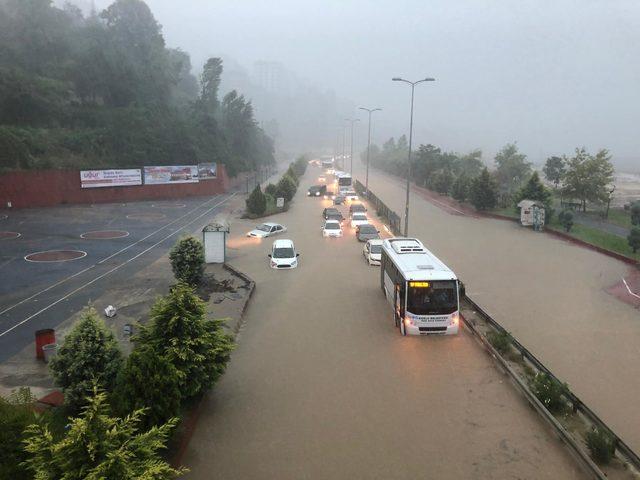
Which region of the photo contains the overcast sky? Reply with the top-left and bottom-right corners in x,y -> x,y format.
89,0 -> 640,169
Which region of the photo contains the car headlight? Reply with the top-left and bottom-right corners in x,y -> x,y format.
292,259 -> 298,266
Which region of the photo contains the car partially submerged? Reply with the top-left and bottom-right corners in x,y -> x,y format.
268,239 -> 299,269
350,212 -> 368,229
307,185 -> 327,197
363,239 -> 383,265
356,224 -> 380,242
322,219 -> 343,237
246,222 -> 287,238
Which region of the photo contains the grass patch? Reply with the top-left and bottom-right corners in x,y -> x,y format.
486,330 -> 512,354
529,372 -> 569,414
548,220 -> 640,262
487,206 -> 519,219
585,427 -> 616,464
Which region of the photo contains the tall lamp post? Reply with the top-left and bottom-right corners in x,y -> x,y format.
392,76 -> 435,237
345,118 -> 360,176
359,107 -> 382,196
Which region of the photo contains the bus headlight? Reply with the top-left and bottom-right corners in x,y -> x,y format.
450,312 -> 459,325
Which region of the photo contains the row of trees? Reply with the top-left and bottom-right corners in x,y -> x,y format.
3,236 -> 232,478
246,156 -> 308,216
0,0 -> 275,176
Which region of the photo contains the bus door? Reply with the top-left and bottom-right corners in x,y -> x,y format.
394,284 -> 405,327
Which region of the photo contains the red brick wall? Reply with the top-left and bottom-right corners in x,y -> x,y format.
0,166 -> 231,209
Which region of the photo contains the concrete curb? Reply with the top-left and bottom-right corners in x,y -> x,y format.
171,264 -> 256,469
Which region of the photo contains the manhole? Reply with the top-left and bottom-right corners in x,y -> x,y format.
80,230 -> 130,240
151,203 -> 186,208
0,231 -> 20,240
125,213 -> 166,221
25,250 -> 87,263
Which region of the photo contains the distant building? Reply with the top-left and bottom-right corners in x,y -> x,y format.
253,61 -> 289,95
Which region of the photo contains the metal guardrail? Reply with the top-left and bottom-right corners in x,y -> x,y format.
463,296 -> 640,472
354,179 -> 401,235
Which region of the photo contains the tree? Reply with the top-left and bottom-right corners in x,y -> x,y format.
276,175 -> 297,202
264,183 -> 277,197
514,172 -> 552,207
0,388 -> 38,480
49,308 -> 123,412
628,227 -> 640,254
457,150 -> 484,178
285,165 -> 299,185
543,156 -> 566,189
558,210 -> 574,232
469,168 -> 498,210
199,57 -> 223,113
113,346 -> 182,429
246,185 -> 267,215
630,201 -> 640,226
451,174 -> 471,202
494,143 -> 532,194
137,283 -> 234,400
562,148 -> 615,212
169,236 -> 205,286
22,387 -> 184,479
432,169 -> 454,195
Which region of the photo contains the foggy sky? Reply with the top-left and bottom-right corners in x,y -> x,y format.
88,0 -> 640,170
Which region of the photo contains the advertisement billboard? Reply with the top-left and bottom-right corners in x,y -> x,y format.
198,163 -> 217,180
143,165 -> 199,185
80,169 -> 142,189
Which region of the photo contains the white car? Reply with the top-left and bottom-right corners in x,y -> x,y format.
344,190 -> 359,201
322,219 -> 343,237
268,239 -> 299,269
363,239 -> 383,265
350,212 -> 368,229
247,222 -> 287,238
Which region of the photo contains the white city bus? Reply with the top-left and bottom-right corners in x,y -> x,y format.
380,238 -> 461,335
336,172 -> 352,194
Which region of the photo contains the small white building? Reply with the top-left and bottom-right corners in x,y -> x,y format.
202,220 -> 230,263
517,200 -> 545,230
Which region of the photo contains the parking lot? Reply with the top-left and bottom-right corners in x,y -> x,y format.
182,169 -> 582,479
0,193 -> 235,361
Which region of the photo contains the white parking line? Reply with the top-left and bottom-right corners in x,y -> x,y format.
0,194 -> 231,317
622,277 -> 640,300
0,193 -> 235,338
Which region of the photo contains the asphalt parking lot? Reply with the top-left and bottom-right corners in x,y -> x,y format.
0,193 -> 235,361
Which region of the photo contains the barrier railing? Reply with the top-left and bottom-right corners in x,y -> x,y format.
354,179 -> 402,236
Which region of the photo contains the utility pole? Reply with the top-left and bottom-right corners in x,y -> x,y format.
392,77 -> 435,237
359,107 -> 382,196
345,118 -> 360,177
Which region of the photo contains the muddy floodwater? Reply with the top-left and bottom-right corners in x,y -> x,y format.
183,171 -> 583,479
356,163 -> 640,452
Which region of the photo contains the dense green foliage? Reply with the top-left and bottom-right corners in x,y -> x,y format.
451,174 -> 471,202
246,185 -> 267,215
529,372 -> 568,413
514,172 -> 553,221
493,143 -> 532,196
630,201 -> 640,226
469,168 -> 498,210
558,210 -> 574,232
585,427 -> 616,464
276,175 -> 297,202
49,308 -> 123,412
0,388 -> 38,480
169,236 -> 205,286
113,346 -> 182,429
137,283 -> 234,401
23,387 -> 183,479
291,156 -> 308,177
0,0 -> 274,174
543,156 -> 566,188
264,183 -> 277,197
628,227 -> 640,253
562,148 -> 615,212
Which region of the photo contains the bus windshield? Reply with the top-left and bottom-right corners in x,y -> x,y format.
407,280 -> 457,315
338,176 -> 352,186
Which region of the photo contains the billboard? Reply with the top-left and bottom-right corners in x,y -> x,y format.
198,163 -> 217,180
80,169 -> 142,189
143,165 -> 199,185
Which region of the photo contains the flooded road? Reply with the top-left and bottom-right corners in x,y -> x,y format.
183,169 -> 583,479
357,163 -> 640,452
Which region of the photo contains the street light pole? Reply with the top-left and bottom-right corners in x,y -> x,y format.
392,76 -> 435,237
359,107 -> 382,196
345,118 -> 360,176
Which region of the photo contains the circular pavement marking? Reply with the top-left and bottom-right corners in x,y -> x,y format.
151,203 -> 186,208
25,250 -> 87,263
0,231 -> 20,240
80,230 -> 130,240
125,213 -> 167,221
